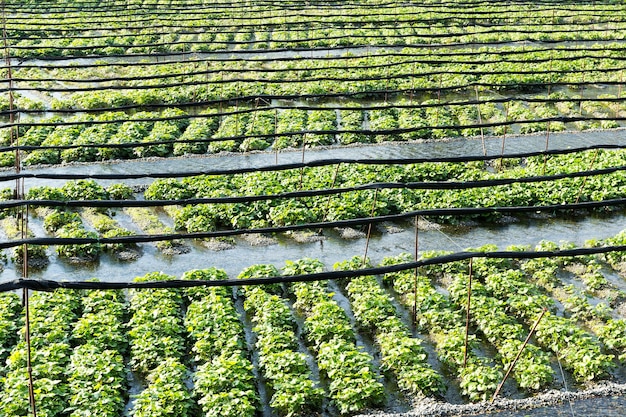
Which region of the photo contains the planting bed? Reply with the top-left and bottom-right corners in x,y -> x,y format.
1,0 -> 626,416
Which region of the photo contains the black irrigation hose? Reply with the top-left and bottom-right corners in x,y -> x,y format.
1,197 -> 626,252
12,44 -> 626,71
8,26 -> 626,57
4,86 -> 622,116
2,164 -> 625,210
5,1 -> 625,26
1,231 -> 626,293
7,15 -> 626,40
0,115 -> 624,155
1,143 -> 623,182
12,59 -> 626,86
7,72 -> 626,95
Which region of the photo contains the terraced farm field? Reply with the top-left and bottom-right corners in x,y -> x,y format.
0,0 -> 626,416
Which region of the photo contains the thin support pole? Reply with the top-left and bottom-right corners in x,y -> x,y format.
616,70 -> 623,119
463,257 -> 473,368
318,163 -> 341,234
299,133 -> 306,190
575,148 -> 599,204
475,86 -> 485,156
274,108 -> 279,165
542,120 -> 552,176
491,308 -> 547,403
413,215 -> 419,325
498,101 -> 509,172
23,288 -> 37,417
362,188 -> 379,267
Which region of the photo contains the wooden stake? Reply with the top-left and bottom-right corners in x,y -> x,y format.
362,189 -> 379,267
491,308 -> 547,402
463,258 -> 473,368
413,215 -> 419,325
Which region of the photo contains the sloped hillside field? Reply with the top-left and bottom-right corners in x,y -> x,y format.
0,0 -> 626,416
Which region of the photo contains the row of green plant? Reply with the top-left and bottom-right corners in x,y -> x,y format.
17,40 -> 626,113
447,271 -> 555,390
381,253 -> 503,402
128,272 -> 194,417
3,96 -> 581,167
124,207 -> 189,254
334,256 -> 446,397
474,254 -> 616,382
0,289 -> 80,416
10,12 -> 626,58
68,288 -> 128,417
281,259 -> 386,414
5,147 -> 625,258
145,147 -> 626,230
517,241 -> 626,364
238,265 -> 324,416
181,268 -> 257,417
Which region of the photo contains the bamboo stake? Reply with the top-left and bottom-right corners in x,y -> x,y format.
475,86 -> 486,156
463,258 -> 473,368
413,215 -> 419,325
491,308 -> 547,402
362,188 -> 379,267
318,163 -> 341,234
23,288 -> 37,417
575,148 -> 599,204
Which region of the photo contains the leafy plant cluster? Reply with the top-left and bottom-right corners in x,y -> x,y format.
282,258 -> 385,414
68,289 -> 128,417
447,270 -> 554,391
81,208 -> 138,257
0,216 -> 48,267
238,265 -> 323,416
144,147 -> 626,233
0,293 -> 22,364
124,207 -> 188,253
483,259 -> 615,382
380,253 -> 502,402
128,272 -> 193,417
519,241 -> 626,364
0,290 -> 80,417
181,268 -> 257,417
25,180 -> 134,260
334,256 -> 446,397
